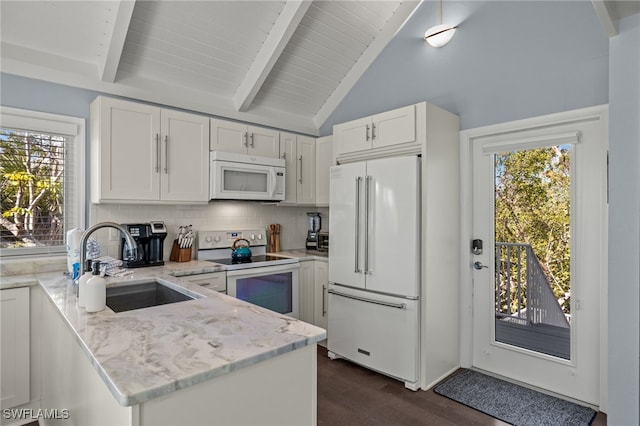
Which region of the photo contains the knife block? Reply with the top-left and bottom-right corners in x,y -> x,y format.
170,240 -> 192,262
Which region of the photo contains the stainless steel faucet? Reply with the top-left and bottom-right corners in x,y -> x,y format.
77,222 -> 138,281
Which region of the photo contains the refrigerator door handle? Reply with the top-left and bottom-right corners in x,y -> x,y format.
364,175 -> 372,274
328,288 -> 406,309
355,176 -> 362,273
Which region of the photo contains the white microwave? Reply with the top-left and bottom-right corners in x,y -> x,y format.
210,151 -> 285,201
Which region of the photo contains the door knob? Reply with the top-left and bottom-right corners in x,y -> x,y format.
474,261 -> 488,270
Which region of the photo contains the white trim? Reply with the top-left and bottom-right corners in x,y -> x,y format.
481,131 -> 581,155
0,107 -> 86,257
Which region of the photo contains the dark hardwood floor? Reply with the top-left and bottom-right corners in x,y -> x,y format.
317,345 -> 607,426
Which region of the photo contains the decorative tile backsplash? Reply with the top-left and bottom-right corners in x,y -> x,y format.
90,202 -> 329,260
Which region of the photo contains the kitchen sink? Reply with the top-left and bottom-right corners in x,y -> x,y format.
106,280 -> 199,313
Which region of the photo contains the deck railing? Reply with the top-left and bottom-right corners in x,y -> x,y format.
495,243 -> 569,329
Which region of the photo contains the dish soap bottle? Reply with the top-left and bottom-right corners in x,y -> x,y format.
77,259 -> 93,308
85,260 -> 106,313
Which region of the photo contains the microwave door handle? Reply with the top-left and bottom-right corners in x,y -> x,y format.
270,168 -> 277,198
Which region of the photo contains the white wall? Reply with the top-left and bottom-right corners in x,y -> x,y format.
320,1 -> 609,134
607,14 -> 640,425
90,203 -> 329,259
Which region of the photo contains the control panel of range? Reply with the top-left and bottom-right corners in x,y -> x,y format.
197,229 -> 265,250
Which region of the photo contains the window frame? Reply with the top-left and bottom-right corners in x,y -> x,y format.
0,106 -> 86,258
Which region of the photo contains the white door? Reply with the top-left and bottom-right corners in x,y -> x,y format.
296,135 -> 316,205
328,161 -> 366,289
160,110 -> 210,202
364,156 -> 420,297
247,125 -> 280,158
470,106 -> 607,406
210,118 -> 246,154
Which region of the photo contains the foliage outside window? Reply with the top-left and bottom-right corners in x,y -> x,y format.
495,146 -> 571,314
0,107 -> 85,257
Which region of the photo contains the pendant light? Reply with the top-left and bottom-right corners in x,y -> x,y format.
424,0 -> 456,48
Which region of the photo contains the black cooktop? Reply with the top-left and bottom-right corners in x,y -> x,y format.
208,255 -> 285,265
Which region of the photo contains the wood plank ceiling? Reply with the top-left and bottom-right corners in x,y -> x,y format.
0,0 -> 420,135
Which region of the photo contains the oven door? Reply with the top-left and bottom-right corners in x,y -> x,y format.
210,159 -> 285,201
227,263 -> 299,318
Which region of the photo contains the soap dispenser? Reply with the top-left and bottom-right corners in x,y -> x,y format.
77,259 -> 93,308
85,260 -> 106,313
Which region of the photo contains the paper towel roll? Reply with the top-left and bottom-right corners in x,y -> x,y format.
66,228 -> 83,279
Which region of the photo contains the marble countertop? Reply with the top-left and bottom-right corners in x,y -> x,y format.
4,264 -> 326,407
268,248 -> 329,261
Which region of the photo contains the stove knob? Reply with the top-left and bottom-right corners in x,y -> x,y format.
214,236 -> 221,243
257,233 -> 263,240
205,235 -> 213,243
250,234 -> 256,240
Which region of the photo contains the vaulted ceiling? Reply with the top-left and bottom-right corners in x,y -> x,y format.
0,0 -> 421,135
1,1 -> 637,136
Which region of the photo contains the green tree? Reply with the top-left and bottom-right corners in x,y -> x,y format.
495,146 -> 571,313
1,130 -> 64,248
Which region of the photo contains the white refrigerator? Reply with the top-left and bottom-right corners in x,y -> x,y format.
328,155 -> 421,390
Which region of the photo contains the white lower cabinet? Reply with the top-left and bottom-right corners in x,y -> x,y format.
299,261 -> 315,324
313,261 -> 329,332
298,260 -> 329,335
1,287 -> 30,409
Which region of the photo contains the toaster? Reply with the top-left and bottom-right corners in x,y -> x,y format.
317,232 -> 329,252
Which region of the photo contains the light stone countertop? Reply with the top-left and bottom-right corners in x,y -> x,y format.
2,262 -> 326,407
268,248 -> 329,262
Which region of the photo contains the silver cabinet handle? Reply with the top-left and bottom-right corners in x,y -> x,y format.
354,176 -> 362,273
250,133 -> 254,148
365,124 -> 370,141
243,132 -> 248,148
364,175 -> 372,274
322,284 -> 327,316
298,155 -> 303,184
328,289 -> 406,309
155,133 -> 160,173
281,152 -> 286,160
371,123 -> 376,140
164,135 -> 169,174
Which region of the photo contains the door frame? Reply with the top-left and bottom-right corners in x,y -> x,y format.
459,105 -> 608,410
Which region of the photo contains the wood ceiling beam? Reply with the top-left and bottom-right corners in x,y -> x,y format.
591,0 -> 618,37
312,1 -> 421,128
233,0 -> 312,112
100,0 -> 136,83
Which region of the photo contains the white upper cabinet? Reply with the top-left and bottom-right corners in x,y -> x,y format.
334,104 -> 416,157
279,132 -> 316,205
315,135 -> 334,207
90,96 -> 209,204
210,118 -> 279,158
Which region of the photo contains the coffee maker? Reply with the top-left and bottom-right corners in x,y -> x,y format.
120,222 -> 167,268
306,212 -> 321,250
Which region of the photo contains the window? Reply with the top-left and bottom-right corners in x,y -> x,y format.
0,107 -> 85,257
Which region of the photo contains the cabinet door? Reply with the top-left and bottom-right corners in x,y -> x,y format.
315,135 -> 334,206
210,118 -> 247,154
248,126 -> 280,158
161,110 -> 210,202
187,272 -> 226,293
371,104 -> 416,149
1,287 -> 30,408
279,132 -> 298,204
297,135 -> 316,205
314,261 -> 329,331
93,97 -> 161,201
334,116 -> 371,156
299,261 -> 315,324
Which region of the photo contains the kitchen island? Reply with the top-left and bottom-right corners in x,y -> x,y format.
13,267 -> 325,426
